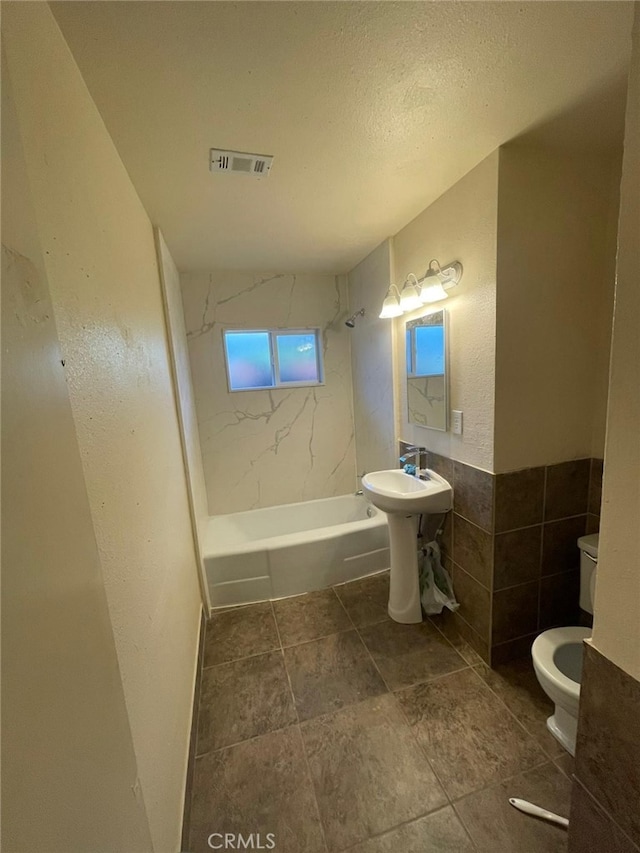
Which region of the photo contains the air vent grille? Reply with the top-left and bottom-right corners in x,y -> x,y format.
210,148 -> 274,177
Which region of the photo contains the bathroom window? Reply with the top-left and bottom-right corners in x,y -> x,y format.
223,328 -> 323,392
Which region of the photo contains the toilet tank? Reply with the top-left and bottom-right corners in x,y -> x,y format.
578,533 -> 599,614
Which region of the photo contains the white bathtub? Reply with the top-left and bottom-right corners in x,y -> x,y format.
202,494 -> 390,608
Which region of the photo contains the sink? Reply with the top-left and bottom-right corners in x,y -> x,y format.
361,468 -> 453,625
362,469 -> 452,515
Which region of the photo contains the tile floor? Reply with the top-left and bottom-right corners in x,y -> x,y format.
186,572 -> 574,853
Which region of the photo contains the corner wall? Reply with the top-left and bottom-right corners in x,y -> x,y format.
569,9 -> 639,848
347,240 -> 397,476
155,228 -> 211,611
181,270 -> 356,514
392,150 -> 500,472
2,4 -> 203,850
495,145 -> 620,473
590,3 -> 640,685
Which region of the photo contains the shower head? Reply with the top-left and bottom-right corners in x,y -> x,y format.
345,308 -> 365,328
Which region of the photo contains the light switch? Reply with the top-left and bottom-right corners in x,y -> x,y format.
452,410 -> 463,435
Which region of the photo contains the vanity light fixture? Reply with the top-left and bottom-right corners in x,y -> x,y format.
379,285 -> 404,318
419,259 -> 463,303
378,260 -> 463,319
399,274 -> 423,312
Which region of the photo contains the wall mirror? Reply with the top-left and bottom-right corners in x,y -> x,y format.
406,309 -> 447,431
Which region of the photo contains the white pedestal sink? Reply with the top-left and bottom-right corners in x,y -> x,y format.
361,469 -> 453,624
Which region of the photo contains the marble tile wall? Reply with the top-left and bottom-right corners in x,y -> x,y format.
569,644 -> 640,853
181,271 -> 356,514
399,442 -> 604,665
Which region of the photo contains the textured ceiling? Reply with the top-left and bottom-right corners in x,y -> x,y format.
52,1 -> 633,273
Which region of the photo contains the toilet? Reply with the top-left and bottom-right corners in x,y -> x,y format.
531,533 -> 598,756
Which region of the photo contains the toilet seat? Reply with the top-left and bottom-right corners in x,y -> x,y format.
532,626 -> 591,700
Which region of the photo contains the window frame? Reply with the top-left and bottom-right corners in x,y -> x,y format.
222,327 -> 325,393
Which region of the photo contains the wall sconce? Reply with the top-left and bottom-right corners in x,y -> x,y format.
419,259 -> 463,303
379,259 -> 462,318
379,285 -> 404,318
399,274 -> 423,312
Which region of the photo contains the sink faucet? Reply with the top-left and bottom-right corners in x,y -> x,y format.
399,446 -> 430,478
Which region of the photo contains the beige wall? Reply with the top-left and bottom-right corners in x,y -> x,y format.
3,4 -> 202,850
494,145 -> 620,473
351,144 -> 619,478
1,47 -> 153,853
181,270 -> 356,514
155,228 -> 211,611
592,5 -> 640,682
347,240 -> 397,476
392,151 -> 500,472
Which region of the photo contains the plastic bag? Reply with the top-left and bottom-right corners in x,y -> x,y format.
419,539 -> 459,615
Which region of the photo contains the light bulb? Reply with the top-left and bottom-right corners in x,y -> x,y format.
419,281 -> 449,303
399,280 -> 422,312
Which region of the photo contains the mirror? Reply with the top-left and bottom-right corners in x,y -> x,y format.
406,309 -> 447,431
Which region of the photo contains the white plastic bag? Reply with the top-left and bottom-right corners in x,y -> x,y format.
419,539 -> 459,615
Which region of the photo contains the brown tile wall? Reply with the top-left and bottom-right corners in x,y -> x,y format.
568,644 -> 640,852
400,441 -> 493,663
398,442 -> 604,665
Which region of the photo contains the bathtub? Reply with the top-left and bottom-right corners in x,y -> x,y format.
202,494 -> 390,608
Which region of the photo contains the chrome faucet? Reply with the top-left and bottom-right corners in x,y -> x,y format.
399,446 -> 430,478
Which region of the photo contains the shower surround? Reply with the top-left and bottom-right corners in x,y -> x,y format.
181,270 -> 356,515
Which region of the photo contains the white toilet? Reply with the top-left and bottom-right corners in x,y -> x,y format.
531,533 -> 598,756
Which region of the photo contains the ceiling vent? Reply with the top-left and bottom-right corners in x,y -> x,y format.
209,148 -> 274,177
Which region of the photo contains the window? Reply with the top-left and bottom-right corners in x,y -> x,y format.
223,328 -> 323,391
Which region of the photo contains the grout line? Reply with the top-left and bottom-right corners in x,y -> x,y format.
333,584 -> 359,628
201,643 -> 282,671
280,625 -> 356,652
452,509 -> 494,536
537,483 -> 545,630
269,598 -> 284,651
427,616 -> 482,667
494,577 -> 544,595
199,606 -> 332,844
467,665 -> 556,760
337,804 -> 477,852
194,717 -> 300,760
452,559 -> 492,594
352,623 -> 393,691
271,601 -> 330,853
349,610 -> 462,809
449,752 -> 558,847
451,753 -> 562,806
389,677 -> 453,806
390,663 -> 472,693
570,778 -> 640,853
494,511 -> 589,537
491,630 -> 539,651
447,608 -> 490,663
